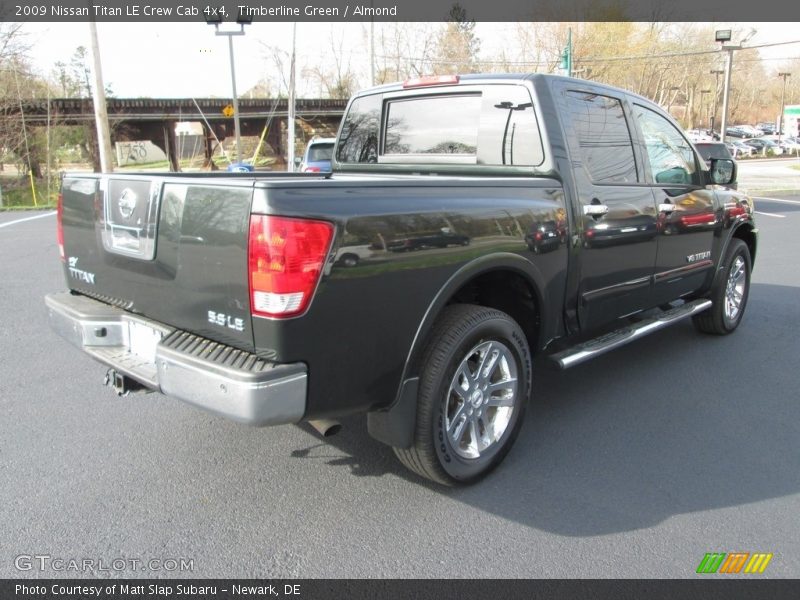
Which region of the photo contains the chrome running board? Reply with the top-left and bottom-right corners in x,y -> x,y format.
550,299 -> 713,370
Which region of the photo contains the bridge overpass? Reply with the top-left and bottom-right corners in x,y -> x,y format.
6,97 -> 348,171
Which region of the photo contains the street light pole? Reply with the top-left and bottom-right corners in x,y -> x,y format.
716,28 -> 756,145
208,16 -> 250,166
778,72 -> 791,141
719,45 -> 736,144
226,33 -> 243,163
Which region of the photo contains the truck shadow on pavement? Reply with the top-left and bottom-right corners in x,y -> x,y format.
292,283 -> 800,536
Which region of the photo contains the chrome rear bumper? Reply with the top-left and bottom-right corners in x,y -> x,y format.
45,292 -> 307,426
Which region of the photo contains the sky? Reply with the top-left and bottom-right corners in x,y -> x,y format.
15,21 -> 800,99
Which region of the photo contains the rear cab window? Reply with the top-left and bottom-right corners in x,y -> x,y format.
336,83 -> 545,169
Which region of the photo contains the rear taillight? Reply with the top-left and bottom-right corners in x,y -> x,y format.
248,215 -> 333,318
57,192 -> 65,262
302,166 -> 321,173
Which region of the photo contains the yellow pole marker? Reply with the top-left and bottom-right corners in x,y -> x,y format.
29,170 -> 38,207
251,122 -> 269,166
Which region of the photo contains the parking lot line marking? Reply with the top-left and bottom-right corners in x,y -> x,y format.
752,197 -> 800,205
0,211 -> 56,229
755,211 -> 786,218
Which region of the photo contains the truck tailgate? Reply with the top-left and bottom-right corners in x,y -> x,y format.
60,175 -> 255,351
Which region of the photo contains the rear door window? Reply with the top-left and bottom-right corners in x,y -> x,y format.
564,91 -> 639,184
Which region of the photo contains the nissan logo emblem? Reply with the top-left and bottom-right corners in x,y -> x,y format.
118,188 -> 137,219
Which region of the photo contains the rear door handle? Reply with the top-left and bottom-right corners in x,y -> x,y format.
583,204 -> 609,217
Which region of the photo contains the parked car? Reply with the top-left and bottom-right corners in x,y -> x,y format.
386,228 -> 470,252
298,137 -> 336,172
686,129 -> 714,143
739,125 -> 765,138
744,137 -> 783,156
334,244 -> 373,267
756,122 -> 777,135
727,140 -> 756,158
778,137 -> 800,155
725,126 -> 746,138
727,125 -> 762,139
525,220 -> 562,253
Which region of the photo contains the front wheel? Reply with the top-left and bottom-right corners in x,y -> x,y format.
693,238 -> 751,335
394,304 -> 532,485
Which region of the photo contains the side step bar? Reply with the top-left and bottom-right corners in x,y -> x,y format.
550,299 -> 712,370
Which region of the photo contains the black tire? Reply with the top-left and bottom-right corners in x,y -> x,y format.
693,239 -> 751,335
339,253 -> 359,267
394,304 -> 532,485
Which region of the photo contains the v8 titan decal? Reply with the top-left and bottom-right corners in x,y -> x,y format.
208,310 -> 245,332
67,257 -> 96,285
687,251 -> 712,263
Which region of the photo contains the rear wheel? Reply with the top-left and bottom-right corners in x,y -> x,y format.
339,253 -> 359,267
394,304 -> 531,485
693,239 -> 751,335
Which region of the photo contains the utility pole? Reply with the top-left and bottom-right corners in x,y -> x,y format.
370,1 -> 376,85
710,69 -> 724,134
778,72 -> 791,141
287,22 -> 297,172
88,21 -> 113,172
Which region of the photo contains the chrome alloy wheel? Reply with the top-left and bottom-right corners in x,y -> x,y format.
724,255 -> 746,321
445,340 -> 518,460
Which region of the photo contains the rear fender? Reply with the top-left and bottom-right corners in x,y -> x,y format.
368,252 -> 547,448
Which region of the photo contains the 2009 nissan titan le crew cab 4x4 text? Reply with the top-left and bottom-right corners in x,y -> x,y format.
47,74 -> 756,485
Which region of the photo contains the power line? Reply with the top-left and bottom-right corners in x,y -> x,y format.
377,39 -> 800,68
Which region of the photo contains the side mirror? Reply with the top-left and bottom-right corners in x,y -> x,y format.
294,157 -> 302,166
709,158 -> 736,186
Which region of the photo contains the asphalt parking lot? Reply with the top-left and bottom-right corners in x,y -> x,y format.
1,192 -> 799,579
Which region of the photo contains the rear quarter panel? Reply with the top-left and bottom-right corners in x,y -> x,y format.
250,178 -> 568,418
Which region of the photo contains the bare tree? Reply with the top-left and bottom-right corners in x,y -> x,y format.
0,24 -> 50,179
303,27 -> 358,99
373,22 -> 438,83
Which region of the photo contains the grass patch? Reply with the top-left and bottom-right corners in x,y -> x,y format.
0,180 -> 58,209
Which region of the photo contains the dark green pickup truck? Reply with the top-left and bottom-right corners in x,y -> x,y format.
47,74 -> 756,485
